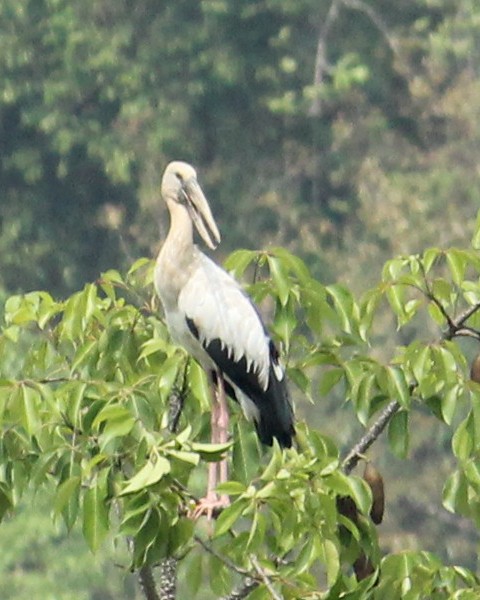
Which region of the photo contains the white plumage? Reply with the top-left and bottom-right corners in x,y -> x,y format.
154,161 -> 294,516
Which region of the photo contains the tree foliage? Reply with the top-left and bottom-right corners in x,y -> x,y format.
1,215 -> 480,597
2,0 -> 480,597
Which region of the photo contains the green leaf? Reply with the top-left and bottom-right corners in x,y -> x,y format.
128,257 -> 151,275
322,538 -> 340,587
446,249 -> 467,286
270,246 -> 310,281
166,449 -> 200,466
190,441 -> 231,458
431,278 -> 453,305
121,457 -> 171,495
452,413 -> 474,461
71,340 -> 98,373
184,550 -> 203,597
388,410 -> 409,458
10,384 -> 41,436
209,553 -> 232,596
224,249 -> 258,278
214,498 -> 248,537
267,255 -> 291,306
0,484 -> 13,522
232,420 -> 262,485
188,360 -> 210,411
216,481 -> 247,496
441,385 -> 459,425
54,476 -> 81,517
99,414 -> 136,448
386,284 -> 406,326
327,284 -> 355,334
423,247 -> 441,273
443,470 -> 469,516
386,366 -> 410,408
247,509 -> 266,550
319,368 -> 344,397
83,479 -> 109,552
472,209 -> 480,250
139,337 -> 170,360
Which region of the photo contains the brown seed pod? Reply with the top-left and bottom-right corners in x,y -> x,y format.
336,495 -> 359,524
353,552 -> 375,581
470,354 -> 480,384
364,462 -> 385,525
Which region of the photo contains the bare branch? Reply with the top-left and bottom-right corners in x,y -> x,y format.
310,0 -> 402,117
454,301 -> 480,329
138,566 -> 161,600
309,0 -> 341,116
342,400 -> 400,475
443,301 -> 480,341
221,579 -> 258,600
249,555 -> 283,600
427,292 -> 456,331
158,559 -> 177,600
194,535 -> 250,577
138,390 -> 186,600
448,327 -> 480,342
340,0 -> 400,59
342,287 -> 480,474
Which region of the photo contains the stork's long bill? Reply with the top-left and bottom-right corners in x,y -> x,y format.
183,177 -> 221,250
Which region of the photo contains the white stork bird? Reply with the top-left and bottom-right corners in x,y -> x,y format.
154,161 -> 294,516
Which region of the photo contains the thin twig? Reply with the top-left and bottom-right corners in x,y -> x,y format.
444,301 -> 480,341
340,0 -> 400,58
250,554 -> 283,600
427,292 -> 456,331
454,301 -> 480,329
448,327 -> 480,341
194,534 -> 250,577
221,579 -> 258,600
309,0 -> 341,116
342,400 -> 400,475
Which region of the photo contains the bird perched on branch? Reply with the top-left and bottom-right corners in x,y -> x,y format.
154,161 -> 294,516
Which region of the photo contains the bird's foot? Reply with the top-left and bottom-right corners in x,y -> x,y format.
190,492 -> 230,520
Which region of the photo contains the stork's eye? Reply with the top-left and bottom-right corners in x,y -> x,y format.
175,172 -> 183,182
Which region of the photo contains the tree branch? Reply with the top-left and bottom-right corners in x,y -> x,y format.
249,554 -> 282,600
340,0 -> 400,59
342,399 -> 400,475
158,558 -> 177,600
221,579 -> 258,600
342,293 -> 480,474
444,301 -> 480,341
138,390 -> 186,600
309,0 -> 341,116
454,301 -> 480,329
138,566 -> 161,600
194,535 -> 250,577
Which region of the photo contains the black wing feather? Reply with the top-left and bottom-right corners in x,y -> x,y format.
187,318 -> 294,448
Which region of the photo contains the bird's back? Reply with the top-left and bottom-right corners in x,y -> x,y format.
181,254 -> 295,448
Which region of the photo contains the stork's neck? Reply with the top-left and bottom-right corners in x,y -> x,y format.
163,199 -> 195,261
155,199 -> 198,308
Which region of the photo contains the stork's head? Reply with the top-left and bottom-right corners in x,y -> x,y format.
161,161 -> 221,250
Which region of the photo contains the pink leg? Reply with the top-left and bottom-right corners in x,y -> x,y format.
191,371 -> 230,519
216,374 -> 229,486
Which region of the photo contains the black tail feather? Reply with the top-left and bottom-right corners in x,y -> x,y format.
187,318 -> 295,448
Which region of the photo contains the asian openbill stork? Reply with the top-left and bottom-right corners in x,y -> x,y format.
154,161 -> 294,516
